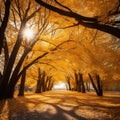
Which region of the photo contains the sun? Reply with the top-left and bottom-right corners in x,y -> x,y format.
23,28 -> 34,39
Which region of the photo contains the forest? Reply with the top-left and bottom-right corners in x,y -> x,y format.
0,0 -> 120,120
0,0 -> 120,119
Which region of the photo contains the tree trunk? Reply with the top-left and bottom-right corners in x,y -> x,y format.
66,76 -> 71,90
95,74 -> 103,96
35,68 -> 42,93
74,72 -> 79,91
35,79 -> 41,93
88,73 -> 103,96
41,71 -> 46,92
88,73 -> 99,95
79,73 -> 85,93
0,0 -> 11,53
0,23 -> 26,99
18,69 -> 26,96
4,81 -> 16,99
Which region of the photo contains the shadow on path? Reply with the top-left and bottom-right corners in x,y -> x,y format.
0,90 -> 120,120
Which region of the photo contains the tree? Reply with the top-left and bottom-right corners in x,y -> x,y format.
0,0 -> 50,99
34,0 -> 120,93
88,73 -> 103,96
0,0 -> 120,99
0,0 -> 11,53
35,0 -> 120,38
0,0 -> 76,99
35,68 -> 54,93
66,76 -> 71,90
18,67 -> 26,96
74,71 -> 85,93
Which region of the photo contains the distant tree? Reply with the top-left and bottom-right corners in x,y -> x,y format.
35,68 -> 54,93
88,73 -> 103,96
74,71 -> 85,93
66,76 -> 71,90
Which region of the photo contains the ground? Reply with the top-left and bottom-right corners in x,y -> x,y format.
0,90 -> 120,120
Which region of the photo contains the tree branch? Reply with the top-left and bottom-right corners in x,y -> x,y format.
35,0 -> 120,38
0,0 -> 11,53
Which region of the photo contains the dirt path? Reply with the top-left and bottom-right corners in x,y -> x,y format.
0,90 -> 120,120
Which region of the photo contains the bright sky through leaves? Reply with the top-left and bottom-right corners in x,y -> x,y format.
53,82 -> 67,90
23,28 -> 34,40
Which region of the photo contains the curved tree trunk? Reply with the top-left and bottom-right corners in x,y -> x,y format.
0,0 -> 11,53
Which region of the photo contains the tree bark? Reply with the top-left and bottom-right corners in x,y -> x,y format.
0,22 -> 26,99
18,68 -> 26,96
95,74 -> 103,96
0,0 -> 11,53
35,68 -> 42,93
88,73 -> 103,96
79,73 -> 85,93
88,73 -> 99,95
74,72 -> 79,91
